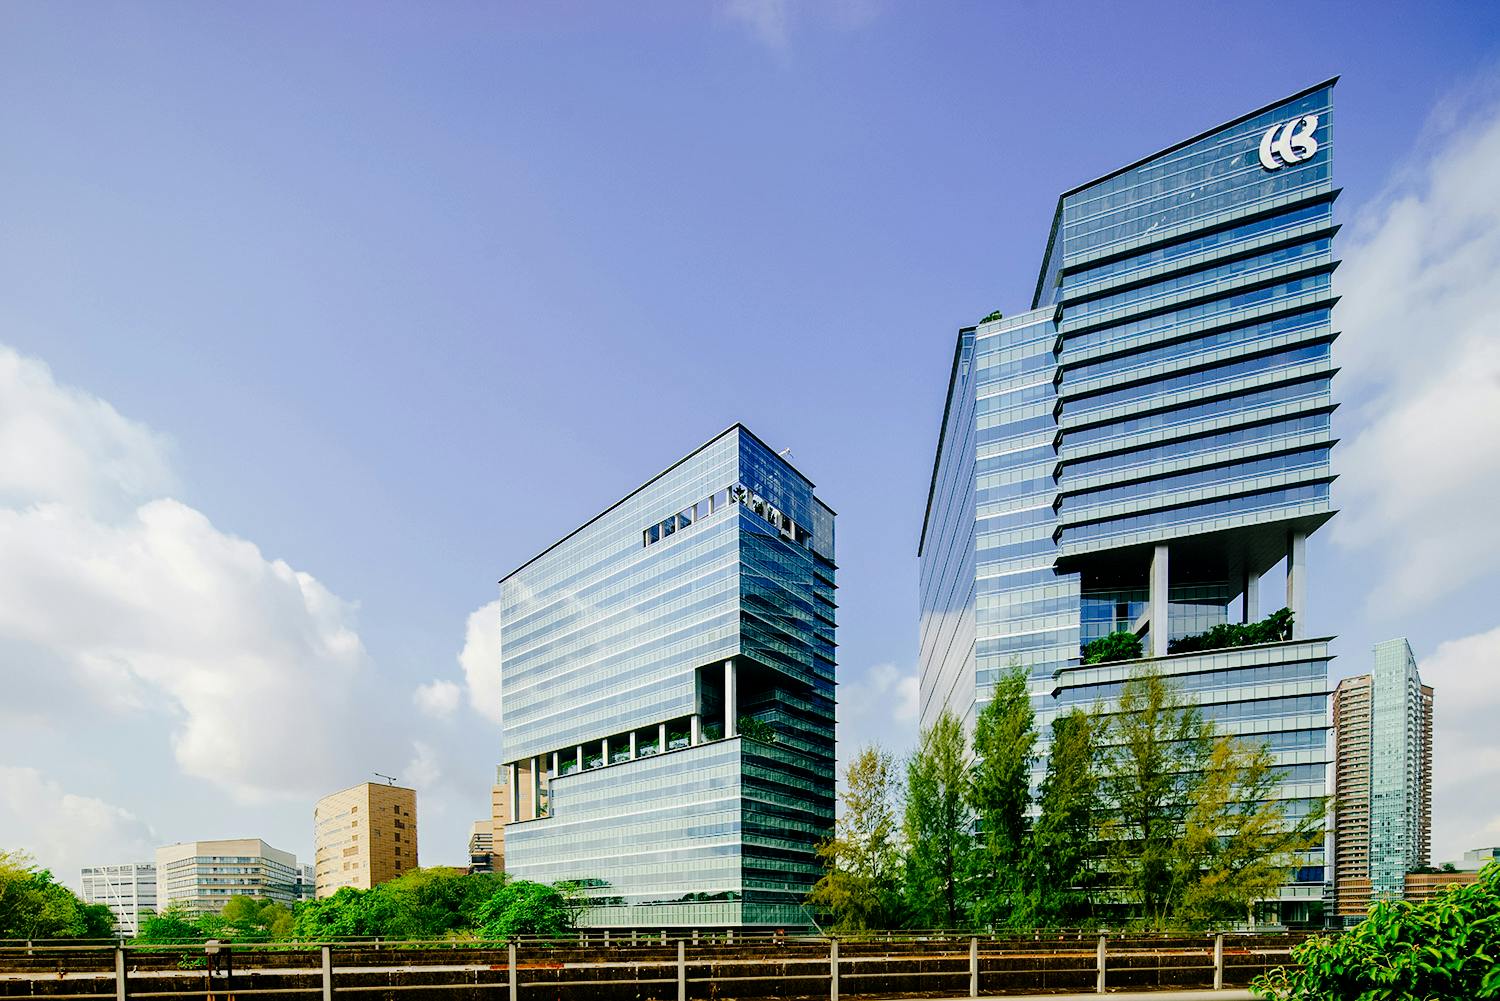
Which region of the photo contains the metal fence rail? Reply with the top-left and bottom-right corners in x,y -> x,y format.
0,934 -> 1308,1001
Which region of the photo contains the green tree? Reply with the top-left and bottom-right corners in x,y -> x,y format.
1254,860 -> 1500,1000
288,867 -> 506,940
807,745 -> 904,931
473,881 -> 574,939
0,850 -> 116,939
902,709 -> 973,928
1028,708 -> 1099,926
1082,630 -> 1143,664
1175,737 -> 1324,926
1097,669 -> 1214,928
135,903 -> 204,942
967,667 -> 1034,928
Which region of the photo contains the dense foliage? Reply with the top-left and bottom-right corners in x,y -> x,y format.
0,851 -> 115,939
807,746 -> 904,931
137,897 -> 294,942
1169,607 -> 1295,654
979,310 -> 1004,323
1252,860 -> 1500,1000
1082,630 -> 1143,664
809,667 -> 1320,932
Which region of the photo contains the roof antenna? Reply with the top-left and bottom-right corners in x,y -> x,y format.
777,447 -> 794,459
373,771 -> 397,786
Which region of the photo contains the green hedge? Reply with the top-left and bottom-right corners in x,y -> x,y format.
1169,607 -> 1294,655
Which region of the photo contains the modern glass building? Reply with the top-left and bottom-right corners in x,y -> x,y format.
1331,638 -> 1433,921
919,80 -> 1341,921
498,425 -> 836,928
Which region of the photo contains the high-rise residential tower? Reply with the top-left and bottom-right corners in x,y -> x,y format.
155,839 -> 301,915
80,862 -> 156,935
919,81 -> 1340,921
498,425 -> 836,928
313,782 -> 418,897
1332,638 -> 1434,921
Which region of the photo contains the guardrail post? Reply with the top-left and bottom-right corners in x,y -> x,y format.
321,946 -> 333,1001
1213,933 -> 1224,990
115,946 -> 127,1001
1095,935 -> 1106,995
969,937 -> 978,997
508,942 -> 518,1001
829,937 -> 838,1001
677,939 -> 686,1001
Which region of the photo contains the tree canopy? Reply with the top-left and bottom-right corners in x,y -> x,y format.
0,851 -> 115,940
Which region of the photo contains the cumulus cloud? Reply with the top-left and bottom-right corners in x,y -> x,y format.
1333,90 -> 1500,608
838,662 -> 919,763
1419,626 -> 1500,864
0,767 -> 155,888
0,345 -> 382,803
458,599 -> 503,724
413,679 -> 462,719
0,347 -> 174,517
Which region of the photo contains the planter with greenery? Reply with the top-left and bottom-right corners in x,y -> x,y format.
1169,607 -> 1294,655
1082,630 -> 1143,664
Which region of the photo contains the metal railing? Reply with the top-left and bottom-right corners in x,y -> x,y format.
0,933 -> 1308,1000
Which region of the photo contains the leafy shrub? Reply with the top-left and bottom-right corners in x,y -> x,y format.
979,310 -> 1004,324
1169,608 -> 1294,655
1252,860 -> 1500,1000
1082,630 -> 1143,664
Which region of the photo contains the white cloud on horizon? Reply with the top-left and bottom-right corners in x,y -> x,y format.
1332,88 -> 1500,610
1420,625 -> 1500,864
838,661 -> 919,764
413,679 -> 462,719
0,767 -> 155,889
0,345 -> 385,805
719,0 -> 885,50
458,599 -> 503,725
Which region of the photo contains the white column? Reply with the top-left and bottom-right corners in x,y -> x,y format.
530,756 -> 540,819
1242,568 -> 1260,624
690,714 -> 702,745
602,736 -> 609,765
724,660 -> 738,738
1149,543 -> 1169,658
1287,530 -> 1308,638
629,731 -> 638,759
552,751 -> 559,776
659,722 -> 668,753
508,762 -> 518,821
576,745 -> 584,771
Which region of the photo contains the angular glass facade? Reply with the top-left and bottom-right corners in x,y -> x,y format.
499,425 -> 835,928
918,81 -> 1340,920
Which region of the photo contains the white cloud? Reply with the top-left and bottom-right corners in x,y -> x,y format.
0,347 -> 174,517
413,679 -> 462,719
0,767 -> 155,888
458,599 -> 503,724
1332,91 -> 1500,609
0,345 -> 382,804
401,740 -> 443,790
720,0 -> 883,49
838,662 -> 919,762
1419,625 -> 1500,864
722,0 -> 790,48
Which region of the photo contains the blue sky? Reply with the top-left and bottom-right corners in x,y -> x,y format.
3,1 -> 1500,877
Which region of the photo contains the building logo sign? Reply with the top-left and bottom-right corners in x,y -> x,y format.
1258,114 -> 1320,171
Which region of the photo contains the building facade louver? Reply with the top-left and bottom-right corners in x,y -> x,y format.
919,80 -> 1341,922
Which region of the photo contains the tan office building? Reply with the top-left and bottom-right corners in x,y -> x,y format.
155,839 -> 301,915
314,782 -> 418,897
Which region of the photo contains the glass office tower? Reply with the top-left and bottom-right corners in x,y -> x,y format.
919,81 -> 1340,921
1331,639 -> 1434,921
499,425 -> 836,928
